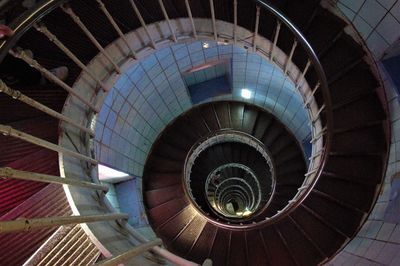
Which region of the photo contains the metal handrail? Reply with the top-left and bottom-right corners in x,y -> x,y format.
0,0 -> 68,62
248,0 -> 333,222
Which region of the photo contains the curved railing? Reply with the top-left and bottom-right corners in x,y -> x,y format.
249,0 -> 333,225
0,0 -> 333,264
183,128 -> 276,223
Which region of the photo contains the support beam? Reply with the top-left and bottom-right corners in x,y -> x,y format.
0,213 -> 128,233
96,239 -> 162,266
0,124 -> 98,165
0,80 -> 95,136
158,0 -> 177,42
270,21 -> 281,61
185,0 -> 197,39
233,0 -> 237,44
128,0 -> 156,49
62,5 -> 122,74
34,23 -> 109,92
9,49 -> 99,113
0,167 -> 108,192
253,6 -> 261,52
209,0 -> 217,41
95,0 -> 137,58
285,40 -> 297,74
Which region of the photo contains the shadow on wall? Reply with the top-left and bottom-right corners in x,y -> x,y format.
383,55 -> 400,98
385,172 -> 400,223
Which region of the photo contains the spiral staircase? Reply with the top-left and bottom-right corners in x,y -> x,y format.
0,0 -> 391,265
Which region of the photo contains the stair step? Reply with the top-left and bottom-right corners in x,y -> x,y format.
209,228 -> 230,266
186,222 -> 218,264
277,218 -> 325,266
148,197 -> 189,228
145,184 -> 184,209
260,226 -> 297,265
291,206 -> 347,257
303,193 -> 364,237
172,215 -> 207,258
315,177 -> 376,212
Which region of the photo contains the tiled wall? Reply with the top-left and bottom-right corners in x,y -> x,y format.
337,0 -> 400,59
95,40 -> 310,177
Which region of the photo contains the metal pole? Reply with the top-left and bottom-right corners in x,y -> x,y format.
285,40 -> 297,74
9,49 -> 99,113
61,5 -> 122,74
296,59 -> 311,89
0,124 -> 98,165
158,0 -> 177,42
0,80 -> 95,136
95,239 -> 163,266
0,213 -> 128,233
0,167 -> 108,192
128,0 -> 156,49
305,82 -> 320,106
253,6 -> 260,52
121,225 -> 199,266
209,0 -> 217,41
233,0 -> 237,44
95,0 -> 137,58
184,0 -> 197,39
270,21 -> 281,60
34,23 -> 109,92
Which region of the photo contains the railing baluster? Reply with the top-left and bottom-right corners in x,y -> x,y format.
96,0 -> 136,59
9,49 -> 99,112
0,124 -> 97,164
296,59 -> 311,88
305,168 -> 318,177
305,82 -> 320,106
309,150 -> 322,160
184,0 -> 197,39
0,213 -> 128,233
233,0 -> 238,44
311,104 -> 326,124
0,80 -> 95,136
311,126 -> 327,143
253,6 -> 261,52
270,21 -> 281,61
95,0 -> 137,58
0,167 -> 108,192
62,5 -> 122,74
128,0 -> 156,49
34,24 -> 109,92
158,0 -> 177,42
284,40 -> 297,74
209,0 -> 217,41
95,239 -> 162,266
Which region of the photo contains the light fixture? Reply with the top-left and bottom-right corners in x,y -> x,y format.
202,42 -> 210,49
241,89 -> 252,99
